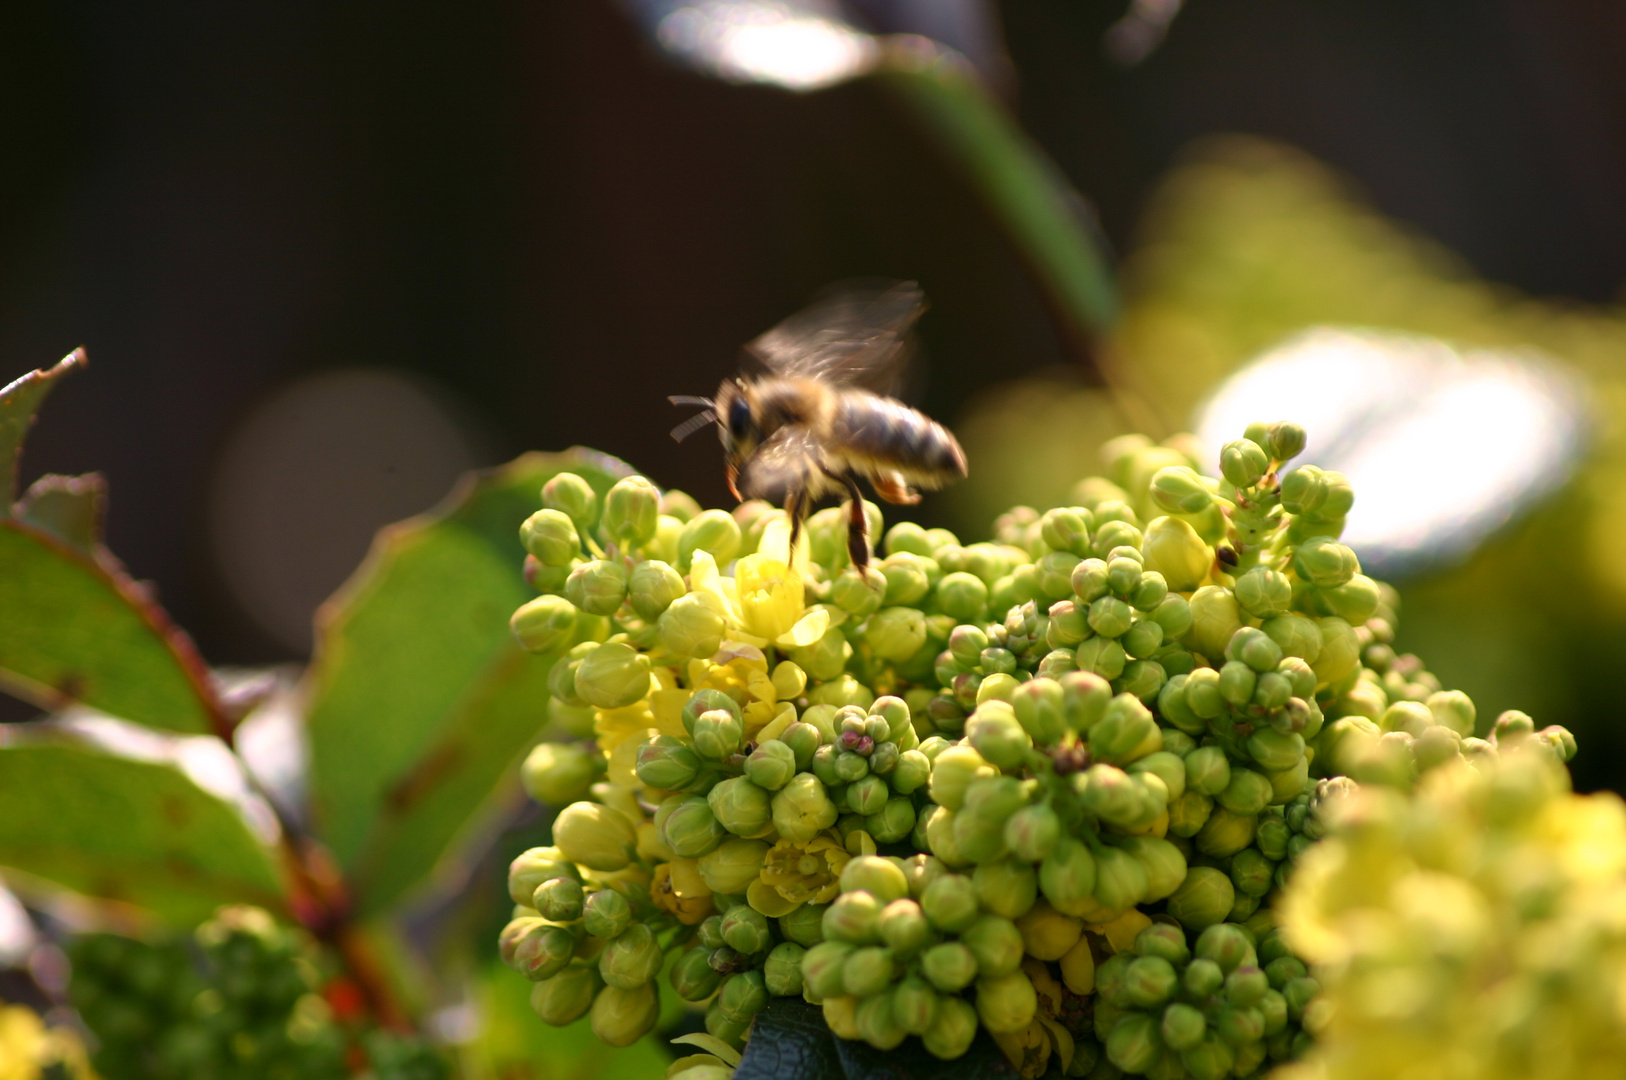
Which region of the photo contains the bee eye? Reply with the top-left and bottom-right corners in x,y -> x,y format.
728,397 -> 754,437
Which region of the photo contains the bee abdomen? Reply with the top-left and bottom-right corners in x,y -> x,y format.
832,393 -> 967,482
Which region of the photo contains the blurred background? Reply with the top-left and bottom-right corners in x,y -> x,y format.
5,0 -> 1626,792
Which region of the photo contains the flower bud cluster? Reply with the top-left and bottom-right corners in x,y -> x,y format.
1277,747 -> 1626,1080
66,906 -> 445,1080
1093,921 -> 1316,1079
497,424 -> 1579,1075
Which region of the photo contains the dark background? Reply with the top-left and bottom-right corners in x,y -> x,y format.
4,0 -> 1625,669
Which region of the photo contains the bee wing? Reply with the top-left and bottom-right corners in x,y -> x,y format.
744,279 -> 925,393
736,426 -> 824,503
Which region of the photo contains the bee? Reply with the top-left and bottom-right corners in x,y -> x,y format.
669,280 -> 967,570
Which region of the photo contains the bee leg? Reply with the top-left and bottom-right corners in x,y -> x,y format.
871,471 -> 922,506
785,487 -> 806,557
836,471 -> 871,571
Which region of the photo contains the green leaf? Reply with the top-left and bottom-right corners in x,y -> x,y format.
304,448 -> 635,917
0,519 -> 221,735
16,473 -> 106,552
869,48 -> 1118,346
736,998 -> 1020,1080
0,740 -> 285,922
1,347 -> 85,507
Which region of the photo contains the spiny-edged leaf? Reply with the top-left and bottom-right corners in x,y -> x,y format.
671,1033 -> 743,1067
734,998 -> 843,1080
0,739 -> 285,923
17,473 -> 106,551
1,348 -> 85,507
832,1027 -> 1019,1080
304,448 -> 635,917
0,520 -> 221,735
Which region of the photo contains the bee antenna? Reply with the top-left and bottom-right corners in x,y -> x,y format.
669,409 -> 717,443
668,395 -> 714,408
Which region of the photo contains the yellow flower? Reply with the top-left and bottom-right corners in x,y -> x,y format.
594,700 -> 656,754
686,644 -> 796,740
991,961 -> 1077,1079
652,860 -> 713,925
736,554 -> 804,641
751,833 -> 851,916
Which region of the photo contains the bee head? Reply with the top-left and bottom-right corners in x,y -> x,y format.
716,379 -> 762,461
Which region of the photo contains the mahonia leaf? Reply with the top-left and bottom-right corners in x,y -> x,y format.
1,348 -> 84,507
16,473 -> 107,552
832,1029 -> 1020,1080
734,999 -> 844,1080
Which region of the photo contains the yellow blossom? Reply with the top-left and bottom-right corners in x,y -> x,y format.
736,554 -> 804,640
652,861 -> 713,925
752,833 -> 851,916
594,700 -> 656,754
1087,908 -> 1153,954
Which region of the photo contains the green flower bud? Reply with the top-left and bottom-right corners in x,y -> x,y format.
530,961 -> 600,1026
1161,1000 -> 1207,1053
1282,976 -> 1320,1020
1280,463 -> 1336,515
1091,845 -> 1148,912
764,942 -> 806,997
718,969 -> 768,1022
1088,595 -> 1134,639
802,941 -> 855,998
692,710 -> 743,762
522,508 -> 582,567
883,975 -> 935,1037
878,552 -> 932,607
707,777 -> 772,836
501,918 -> 576,981
1263,422 -> 1306,462
1294,536 -> 1359,589
1425,689 -> 1476,736
918,942 -> 978,994
1246,728 -> 1304,772
697,838 -> 770,895
1116,835 -> 1187,902
923,995 -> 978,1060
1184,747 -> 1231,796
1310,615 -> 1360,685
1227,849 -> 1273,898
972,860 -> 1038,921
533,876 -> 585,922
856,989 -> 907,1051
841,946 -> 895,998
678,510 -> 742,571
866,606 -> 927,662
884,521 -> 936,557
792,626 -> 852,684
824,891 -> 882,945
1149,465 -> 1212,516
590,981 -> 659,1047
877,898 -> 931,956
958,914 -> 1022,979
627,560 -> 685,621
1216,768 -> 1273,816
572,642 -> 651,710
1143,517 -> 1212,593
670,945 -> 724,1001
1045,601 -> 1089,652
742,740 -> 796,791
582,887 -> 632,940
1088,693 -> 1161,765
1185,587 -> 1242,665
836,855 -> 906,904
1181,1032 -> 1237,1080
1123,955 -> 1180,1008
1035,550 -> 1081,602
719,904 -> 772,956
543,472 -> 597,532
1093,520 -> 1144,560
1038,507 -> 1091,557
706,995 -> 753,1044
511,595 -> 579,654
1075,763 -> 1140,825
599,923 -> 664,989
565,559 -> 627,617
1222,627 -> 1278,674
1219,439 -> 1269,489
929,745 -> 993,811
927,570 -> 985,623
521,741 -> 601,806
601,476 -> 659,547
975,970 -> 1037,1034
1183,956 -> 1225,998
1076,636 -> 1128,680
635,736 -> 700,792
948,623 -> 990,667
660,796 -> 727,858
656,592 -> 728,657
834,750 -> 870,784
508,846 -> 580,905
554,802 -> 636,871
1121,617 -> 1165,661
1039,838 -> 1099,911
890,750 -> 931,795
1072,557 -> 1111,601
966,702 -> 1031,769
830,564 -> 885,618
548,642 -> 595,707
779,902 -> 828,947
921,874 -> 978,933
1168,788 -> 1214,838
1195,807 -> 1257,858
1165,867 -> 1235,932
1313,573 -> 1380,625
899,854 -> 948,900
996,805 -> 1056,864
